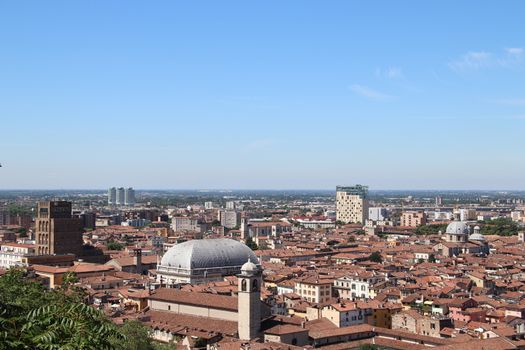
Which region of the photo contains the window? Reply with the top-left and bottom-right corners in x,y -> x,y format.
241,279 -> 247,292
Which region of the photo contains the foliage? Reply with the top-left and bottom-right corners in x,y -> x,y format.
245,236 -> 258,250
211,219 -> 221,227
368,251 -> 383,263
0,268 -> 123,350
7,204 -> 32,216
480,218 -> 519,236
355,229 -> 365,235
428,253 -> 436,263
107,241 -> 125,251
415,224 -> 448,236
16,227 -> 28,237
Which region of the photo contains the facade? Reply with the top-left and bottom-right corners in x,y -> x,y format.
218,210 -> 241,229
334,272 -> 384,300
34,201 -> 83,256
156,238 -> 260,285
238,259 -> 262,340
108,187 -> 116,205
323,302 -> 365,328
392,310 -> 453,338
124,187 -> 136,205
171,217 -> 204,233
400,211 -> 427,227
336,185 -> 369,224
0,243 -> 35,268
368,207 -> 387,221
294,276 -> 332,304
459,208 -> 477,221
116,187 -> 125,205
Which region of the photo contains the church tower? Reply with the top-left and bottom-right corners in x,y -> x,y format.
238,258 -> 261,340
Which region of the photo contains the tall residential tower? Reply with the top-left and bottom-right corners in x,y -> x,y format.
336,185 -> 369,224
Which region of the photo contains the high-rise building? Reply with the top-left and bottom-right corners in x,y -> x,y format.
108,187 -> 117,205
34,201 -> 83,256
124,187 -> 135,205
226,201 -> 236,210
116,187 -> 125,205
336,185 -> 369,224
435,196 -> 443,206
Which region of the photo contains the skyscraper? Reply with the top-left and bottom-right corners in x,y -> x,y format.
35,201 -> 83,256
124,187 -> 135,205
336,185 -> 369,224
108,187 -> 117,205
116,187 -> 125,205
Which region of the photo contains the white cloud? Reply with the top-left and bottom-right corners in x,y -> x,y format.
375,67 -> 403,79
506,47 -> 524,56
449,51 -> 492,71
449,48 -> 524,71
349,84 -> 395,101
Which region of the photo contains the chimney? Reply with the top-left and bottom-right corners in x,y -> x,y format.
133,248 -> 143,274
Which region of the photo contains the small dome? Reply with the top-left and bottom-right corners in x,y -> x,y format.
241,258 -> 258,273
469,233 -> 485,241
446,221 -> 470,235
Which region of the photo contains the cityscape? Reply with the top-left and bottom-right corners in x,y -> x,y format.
1,1 -> 525,350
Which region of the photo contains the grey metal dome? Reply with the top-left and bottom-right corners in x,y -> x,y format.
446,221 -> 470,235
469,232 -> 486,241
160,238 -> 259,269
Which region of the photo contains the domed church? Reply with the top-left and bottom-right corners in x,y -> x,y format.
156,238 -> 260,286
433,216 -> 489,257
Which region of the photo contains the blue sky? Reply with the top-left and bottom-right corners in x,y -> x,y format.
1,1 -> 524,190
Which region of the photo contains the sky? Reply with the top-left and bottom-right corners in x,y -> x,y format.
0,1 -> 524,190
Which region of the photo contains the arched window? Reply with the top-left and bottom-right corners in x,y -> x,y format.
252,279 -> 258,291
241,279 -> 247,292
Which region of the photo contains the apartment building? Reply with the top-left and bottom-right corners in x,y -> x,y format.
336,185 -> 369,224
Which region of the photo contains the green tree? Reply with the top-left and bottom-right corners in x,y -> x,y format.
428,253 -> 436,263
415,224 -> 448,236
480,218 -> 519,236
0,269 -> 123,350
112,320 -> 155,350
245,237 -> 258,250
107,242 -> 125,251
368,251 -> 383,263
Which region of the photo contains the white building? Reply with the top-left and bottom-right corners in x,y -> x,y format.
296,219 -> 335,229
204,201 -> 214,210
368,207 -> 387,221
336,185 -> 369,224
116,187 -> 125,205
0,243 -> 35,268
108,187 -> 117,205
124,187 -> 136,205
171,217 -> 204,232
333,272 -> 384,300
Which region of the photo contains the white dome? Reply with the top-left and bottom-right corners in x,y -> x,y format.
446,221 -> 470,235
241,259 -> 258,274
469,233 -> 485,241
160,238 -> 259,270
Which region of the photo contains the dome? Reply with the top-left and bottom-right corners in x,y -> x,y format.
469,233 -> 485,241
446,221 -> 470,235
160,238 -> 259,270
241,258 -> 258,274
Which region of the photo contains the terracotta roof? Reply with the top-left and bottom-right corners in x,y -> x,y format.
149,288 -> 238,311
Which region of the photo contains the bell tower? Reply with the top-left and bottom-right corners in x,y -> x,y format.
238,258 -> 261,340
